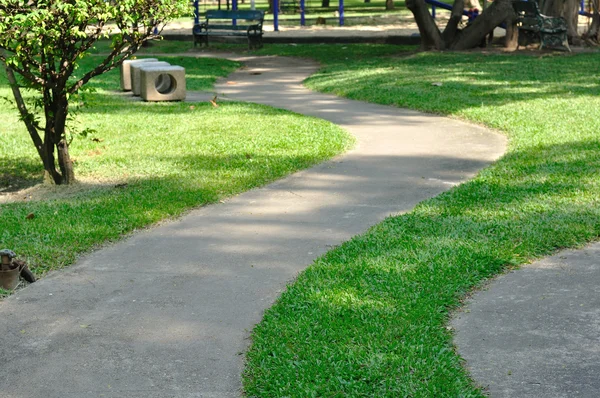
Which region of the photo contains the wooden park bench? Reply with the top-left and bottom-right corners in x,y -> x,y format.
512,0 -> 570,51
193,10 -> 265,50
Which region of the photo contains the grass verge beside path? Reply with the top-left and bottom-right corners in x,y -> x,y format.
242,46 -> 600,396
0,54 -> 352,281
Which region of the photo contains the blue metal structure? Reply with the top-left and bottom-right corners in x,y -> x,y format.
195,0 -> 347,34
194,0 -> 200,25
233,0 -> 238,26
274,0 -> 279,31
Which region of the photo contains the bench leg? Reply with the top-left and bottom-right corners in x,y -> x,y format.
248,35 -> 263,50
540,31 -> 570,52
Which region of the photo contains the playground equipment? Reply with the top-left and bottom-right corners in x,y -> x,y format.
425,0 -> 475,20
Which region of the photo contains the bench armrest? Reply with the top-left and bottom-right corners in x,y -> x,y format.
193,22 -> 208,35
246,22 -> 263,36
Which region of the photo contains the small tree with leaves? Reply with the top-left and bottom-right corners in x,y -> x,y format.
0,0 -> 186,184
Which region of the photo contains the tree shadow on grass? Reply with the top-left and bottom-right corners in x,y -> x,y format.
0,157 -> 43,192
311,52 -> 600,113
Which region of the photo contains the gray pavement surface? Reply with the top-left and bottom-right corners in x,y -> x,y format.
452,243 -> 600,397
0,54 -> 506,397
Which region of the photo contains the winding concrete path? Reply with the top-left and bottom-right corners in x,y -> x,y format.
0,54 -> 505,397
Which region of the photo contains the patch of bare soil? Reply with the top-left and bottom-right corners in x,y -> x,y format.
0,177 -> 127,204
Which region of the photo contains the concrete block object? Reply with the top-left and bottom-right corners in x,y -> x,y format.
140,66 -> 186,102
120,58 -> 158,91
131,61 -> 171,96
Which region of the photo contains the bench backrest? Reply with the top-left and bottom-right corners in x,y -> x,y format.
512,1 -> 540,28
205,10 -> 265,21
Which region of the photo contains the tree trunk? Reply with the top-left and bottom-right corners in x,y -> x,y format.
406,0 -> 445,49
583,0 -> 600,42
386,0 -> 394,10
442,0 -> 465,46
322,0 -> 330,6
407,0 -> 515,50
57,139 -> 75,184
41,133 -> 62,184
40,93 -> 74,185
563,0 -> 581,43
505,17 -> 520,49
1,59 -> 70,184
450,0 -> 515,49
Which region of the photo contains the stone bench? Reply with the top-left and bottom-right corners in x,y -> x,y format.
131,61 -> 172,96
140,65 -> 186,102
120,58 -> 158,91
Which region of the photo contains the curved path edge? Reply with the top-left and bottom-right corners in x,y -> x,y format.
451,242 -> 600,397
0,54 -> 506,397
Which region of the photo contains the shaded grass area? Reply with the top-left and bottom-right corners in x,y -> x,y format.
243,46 -> 600,396
0,56 -> 352,275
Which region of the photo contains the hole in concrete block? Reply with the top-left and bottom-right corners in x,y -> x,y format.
155,73 -> 177,95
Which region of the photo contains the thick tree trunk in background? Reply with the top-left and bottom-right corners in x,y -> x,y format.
406,0 -> 445,49
451,0 -> 515,49
407,0 -> 515,50
386,0 -> 395,10
563,0 -> 581,43
322,0 -> 330,6
442,0 -> 465,45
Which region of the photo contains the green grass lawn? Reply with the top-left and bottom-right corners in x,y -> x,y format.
0,52 -> 352,285
240,45 -> 600,396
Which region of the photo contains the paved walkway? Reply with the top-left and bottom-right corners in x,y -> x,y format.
452,243 -> 600,397
0,55 -> 506,397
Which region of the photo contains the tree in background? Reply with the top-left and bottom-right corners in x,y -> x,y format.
0,0 -> 186,185
406,0 -> 516,50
